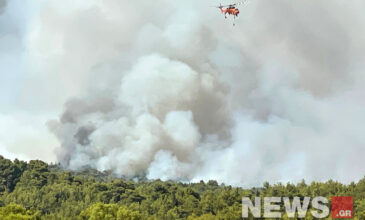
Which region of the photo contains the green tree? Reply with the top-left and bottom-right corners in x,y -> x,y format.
0,203 -> 40,220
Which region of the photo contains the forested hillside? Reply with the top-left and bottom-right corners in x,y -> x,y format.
0,156 -> 364,219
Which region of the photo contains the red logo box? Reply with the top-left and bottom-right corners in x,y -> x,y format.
331,196 -> 353,218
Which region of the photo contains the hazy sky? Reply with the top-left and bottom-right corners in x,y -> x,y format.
1,0 -> 365,186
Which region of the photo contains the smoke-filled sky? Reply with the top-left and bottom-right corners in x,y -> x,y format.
1,0 -> 365,186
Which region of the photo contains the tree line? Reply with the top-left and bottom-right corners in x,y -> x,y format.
0,156 -> 364,219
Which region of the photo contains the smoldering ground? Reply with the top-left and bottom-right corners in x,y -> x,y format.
2,0 -> 365,186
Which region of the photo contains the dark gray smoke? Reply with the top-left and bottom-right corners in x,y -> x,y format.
0,0 -> 7,13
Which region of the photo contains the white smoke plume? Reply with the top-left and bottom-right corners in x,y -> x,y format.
2,0 -> 365,186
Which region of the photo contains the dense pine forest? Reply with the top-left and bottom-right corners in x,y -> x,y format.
0,156 -> 364,219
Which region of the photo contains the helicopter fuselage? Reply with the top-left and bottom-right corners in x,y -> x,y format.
220,7 -> 240,17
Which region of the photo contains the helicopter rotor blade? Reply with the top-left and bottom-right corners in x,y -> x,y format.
211,3 -> 232,8
230,0 -> 248,7
211,1 -> 248,9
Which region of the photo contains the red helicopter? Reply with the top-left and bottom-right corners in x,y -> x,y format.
213,1 -> 247,26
